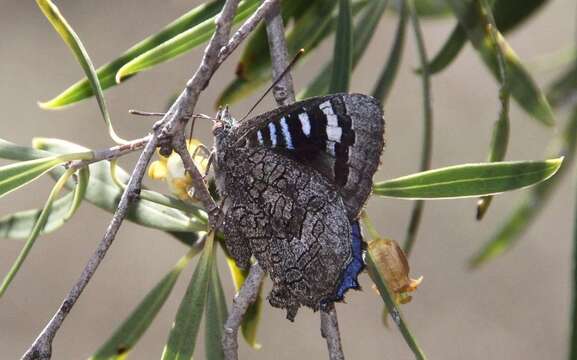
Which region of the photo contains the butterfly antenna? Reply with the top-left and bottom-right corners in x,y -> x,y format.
240,48 -> 304,122
187,113 -> 214,140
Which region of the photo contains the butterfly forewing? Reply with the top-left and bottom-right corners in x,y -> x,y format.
238,93 -> 384,219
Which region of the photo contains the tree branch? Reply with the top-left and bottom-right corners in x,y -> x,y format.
222,264 -> 266,360
68,135 -> 151,170
264,0 -> 295,105
20,0 -> 278,357
320,304 -> 345,360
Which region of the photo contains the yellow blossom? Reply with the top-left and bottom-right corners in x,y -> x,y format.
147,139 -> 210,202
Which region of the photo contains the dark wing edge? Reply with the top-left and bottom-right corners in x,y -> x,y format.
339,93 -> 385,219
234,93 -> 385,219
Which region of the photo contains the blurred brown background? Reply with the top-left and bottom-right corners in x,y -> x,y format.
0,1 -> 574,359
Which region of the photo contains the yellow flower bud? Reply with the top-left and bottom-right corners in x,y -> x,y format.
147,139 -> 210,202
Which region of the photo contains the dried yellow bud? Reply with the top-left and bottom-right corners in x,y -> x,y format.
368,238 -> 422,304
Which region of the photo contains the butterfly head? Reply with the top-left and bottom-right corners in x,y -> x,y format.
212,105 -> 238,148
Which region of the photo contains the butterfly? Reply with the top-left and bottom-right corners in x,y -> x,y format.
212,93 -> 384,320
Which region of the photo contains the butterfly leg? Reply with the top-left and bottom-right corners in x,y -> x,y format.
203,150 -> 215,179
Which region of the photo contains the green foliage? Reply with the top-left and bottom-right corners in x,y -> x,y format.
90,249 -> 198,360
161,234 -> 215,360
36,0 -> 124,143
445,0 -> 555,126
329,0 -> 353,93
374,158 -> 562,199
41,0 -> 227,108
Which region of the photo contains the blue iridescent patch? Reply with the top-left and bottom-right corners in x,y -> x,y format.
330,220 -> 364,302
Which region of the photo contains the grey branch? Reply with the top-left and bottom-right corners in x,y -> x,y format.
222,264 -> 266,360
20,0 -> 273,357
222,4 -> 299,360
321,305 -> 345,360
68,135 -> 151,171
265,0 -> 295,105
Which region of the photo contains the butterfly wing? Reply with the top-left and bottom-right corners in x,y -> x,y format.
235,93 -> 384,220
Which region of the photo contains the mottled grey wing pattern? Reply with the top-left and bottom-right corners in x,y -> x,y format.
234,93 -> 385,219
218,147 -> 352,320
213,93 -> 384,320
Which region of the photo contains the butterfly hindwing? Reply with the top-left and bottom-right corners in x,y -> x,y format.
238,93 -> 384,220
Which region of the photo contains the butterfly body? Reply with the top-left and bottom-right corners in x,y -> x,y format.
213,93 -> 384,320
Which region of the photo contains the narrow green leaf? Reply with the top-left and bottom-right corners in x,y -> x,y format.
230,0 -> 320,82
389,0 -> 450,17
0,138 -> 202,246
36,0 -> 125,144
0,157 -> 64,199
0,166 -> 88,240
411,0 -> 450,17
374,158 -> 563,199
299,0 -> 389,99
33,138 -> 205,233
205,252 -> 228,360
366,249 -> 427,360
445,0 -> 555,126
0,169 -> 74,297
476,0 -> 511,220
425,0 -> 549,75
329,0 -> 353,93
424,25 -> 467,75
116,0 -> 260,81
470,107 -> 577,267
41,0 -> 225,109
66,166 -> 89,220
372,0 -> 408,104
0,192 -> 73,240
226,257 -> 263,350
216,77 -> 269,109
547,61 -> 577,108
161,234 -> 215,360
90,249 -> 198,360
0,139 -> 49,161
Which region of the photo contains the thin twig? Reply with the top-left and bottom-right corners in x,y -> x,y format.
68,135 -> 151,170
223,264 -> 266,360
320,304 -> 345,360
20,0 -> 275,357
128,109 -> 166,117
403,0 -> 433,256
217,0 -> 280,67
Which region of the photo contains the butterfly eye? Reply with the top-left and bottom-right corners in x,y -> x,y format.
212,121 -> 225,134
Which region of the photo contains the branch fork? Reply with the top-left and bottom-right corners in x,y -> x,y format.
21,1 -> 279,359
